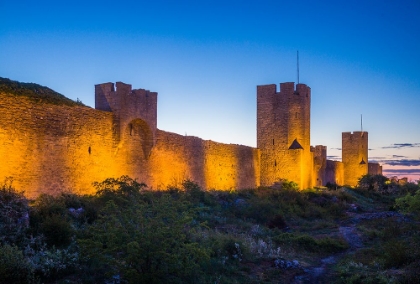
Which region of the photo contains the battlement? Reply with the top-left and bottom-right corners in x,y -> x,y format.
342,131 -> 366,138
95,82 -> 157,112
257,82 -> 310,97
313,145 -> 327,154
95,81 -> 158,147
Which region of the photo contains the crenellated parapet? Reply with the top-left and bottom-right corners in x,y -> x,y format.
95,82 -> 157,154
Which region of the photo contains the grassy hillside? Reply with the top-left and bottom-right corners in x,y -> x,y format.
0,176 -> 419,283
0,77 -> 84,107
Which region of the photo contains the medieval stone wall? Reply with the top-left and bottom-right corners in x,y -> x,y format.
313,145 -> 327,186
325,160 -> 344,186
0,90 -> 259,198
150,130 -> 260,190
0,92 -> 126,198
0,79 -> 382,197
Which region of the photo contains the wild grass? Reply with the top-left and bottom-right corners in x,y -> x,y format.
0,176 -> 419,283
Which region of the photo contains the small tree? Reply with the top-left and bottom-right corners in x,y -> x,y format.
357,174 -> 389,191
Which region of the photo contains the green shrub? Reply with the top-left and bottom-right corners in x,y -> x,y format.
0,182 -> 29,246
273,233 -> 348,253
395,190 -> 420,216
93,176 -> 147,207
78,184 -> 211,283
31,194 -> 66,218
382,240 -> 409,268
40,214 -> 74,248
222,238 -> 243,262
358,174 -> 389,191
267,214 -> 287,229
0,244 -> 34,283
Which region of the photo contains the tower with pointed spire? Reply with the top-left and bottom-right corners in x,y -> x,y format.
257,82 -> 313,189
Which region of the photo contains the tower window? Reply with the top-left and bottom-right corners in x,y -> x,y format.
273,139 -> 274,145
274,160 -> 277,167
88,146 -> 91,155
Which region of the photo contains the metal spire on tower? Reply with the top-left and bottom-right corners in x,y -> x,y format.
361,114 -> 364,136
297,50 -> 299,84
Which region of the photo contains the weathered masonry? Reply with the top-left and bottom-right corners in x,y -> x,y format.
0,82 -> 260,198
256,82 -> 381,189
0,80 -> 381,198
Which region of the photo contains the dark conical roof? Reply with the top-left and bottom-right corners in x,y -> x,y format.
289,139 -> 304,150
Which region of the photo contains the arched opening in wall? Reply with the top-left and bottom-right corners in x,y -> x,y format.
124,119 -> 154,160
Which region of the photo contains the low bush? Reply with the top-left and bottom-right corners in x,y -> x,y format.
40,214 -> 74,248
395,190 -> 420,216
0,244 -> 34,283
0,181 -> 29,246
273,232 -> 348,253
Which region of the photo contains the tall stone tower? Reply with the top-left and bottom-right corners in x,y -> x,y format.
342,131 -> 368,186
257,82 -> 313,189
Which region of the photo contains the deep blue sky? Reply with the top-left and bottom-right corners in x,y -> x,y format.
1,0 -> 419,180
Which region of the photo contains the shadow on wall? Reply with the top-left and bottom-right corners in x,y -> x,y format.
125,119 -> 154,160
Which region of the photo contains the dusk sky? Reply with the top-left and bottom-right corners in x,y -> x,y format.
1,0 -> 419,181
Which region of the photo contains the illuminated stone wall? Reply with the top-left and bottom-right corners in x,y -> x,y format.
0,86 -> 260,198
0,92 -> 127,199
257,82 -> 313,189
342,131 -> 368,186
313,145 -> 327,186
150,130 -> 260,190
325,160 -> 344,186
0,80 -> 380,197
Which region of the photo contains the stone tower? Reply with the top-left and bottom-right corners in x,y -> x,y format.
342,131 -> 368,186
257,82 -> 313,189
95,82 -> 157,151
95,82 -> 158,178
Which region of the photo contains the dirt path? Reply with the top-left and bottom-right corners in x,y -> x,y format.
291,210 -> 407,283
